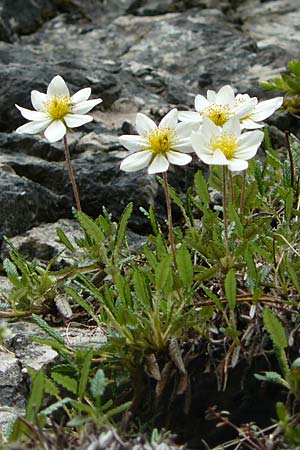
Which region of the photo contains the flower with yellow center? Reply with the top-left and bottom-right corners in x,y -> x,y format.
15,75 -> 102,143
178,85 -> 283,131
178,85 -> 236,128
119,109 -> 193,174
233,93 -> 283,129
191,116 -> 264,171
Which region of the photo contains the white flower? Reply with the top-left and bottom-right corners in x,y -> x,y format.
178,85 -> 236,127
119,109 -> 193,174
234,93 -> 283,129
178,85 -> 283,130
15,75 -> 102,143
191,116 -> 264,171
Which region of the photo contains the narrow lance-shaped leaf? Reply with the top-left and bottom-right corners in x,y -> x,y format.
133,270 -> 152,308
155,254 -> 173,292
90,368 -> 106,400
26,370 -> 45,422
56,227 -> 75,253
114,202 -> 133,254
32,314 -> 65,345
176,244 -> 193,287
263,309 -> 288,350
225,269 -> 236,311
51,372 -> 78,395
75,210 -> 105,243
78,349 -> 93,399
194,170 -> 210,205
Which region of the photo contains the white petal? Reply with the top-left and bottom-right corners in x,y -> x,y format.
172,138 -> 194,153
15,104 -> 49,121
64,113 -> 93,128
240,118 -> 264,130
47,75 -> 69,98
16,119 -> 52,135
71,98 -> 102,114
227,159 -> 248,171
31,91 -> 47,111
251,97 -> 283,121
191,132 -> 211,156
215,85 -> 235,105
120,151 -> 152,172
175,121 -> 199,138
194,95 -> 210,112
44,120 -> 66,142
234,99 -> 256,119
223,116 -> 240,136
209,149 -> 228,165
237,130 -> 264,159
178,111 -> 201,123
207,90 -> 217,102
159,108 -> 178,129
167,151 -> 192,166
148,154 -> 169,174
136,113 -> 157,135
119,135 -> 145,151
71,88 -> 91,103
202,116 -> 220,137
198,149 -> 227,166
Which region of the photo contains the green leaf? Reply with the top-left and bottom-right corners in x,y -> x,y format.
224,269 -> 236,311
176,244 -> 193,287
51,372 -> 78,395
114,202 -> 133,254
194,170 -> 210,205
90,368 -> 106,400
133,270 -> 152,308
40,398 -> 72,416
227,203 -> 243,238
288,59 -> 300,76
149,205 -> 160,236
263,309 -> 288,350
155,254 -> 173,291
115,274 -> 132,307
254,371 -> 289,388
106,401 -> 132,418
78,349 -> 93,399
3,258 -> 21,287
26,370 -> 45,422
32,314 -> 65,345
76,210 -> 105,243
286,262 -> 300,293
56,227 -> 75,253
285,189 -> 294,222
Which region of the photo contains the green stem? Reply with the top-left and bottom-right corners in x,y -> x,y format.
285,130 -> 295,190
240,170 -> 246,215
222,166 -> 230,265
163,171 -> 177,271
63,134 -> 81,211
229,171 -> 235,205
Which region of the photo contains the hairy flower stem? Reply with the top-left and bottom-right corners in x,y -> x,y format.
240,170 -> 246,215
229,171 -> 235,205
285,130 -> 295,190
163,172 -> 177,271
63,135 -> 81,211
222,166 -> 230,265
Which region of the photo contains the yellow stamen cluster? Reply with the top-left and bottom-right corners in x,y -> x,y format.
146,128 -> 175,155
45,96 -> 71,120
204,104 -> 232,126
210,133 -> 238,160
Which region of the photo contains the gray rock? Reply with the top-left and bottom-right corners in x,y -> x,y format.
0,0 -> 297,238
0,171 -> 64,237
